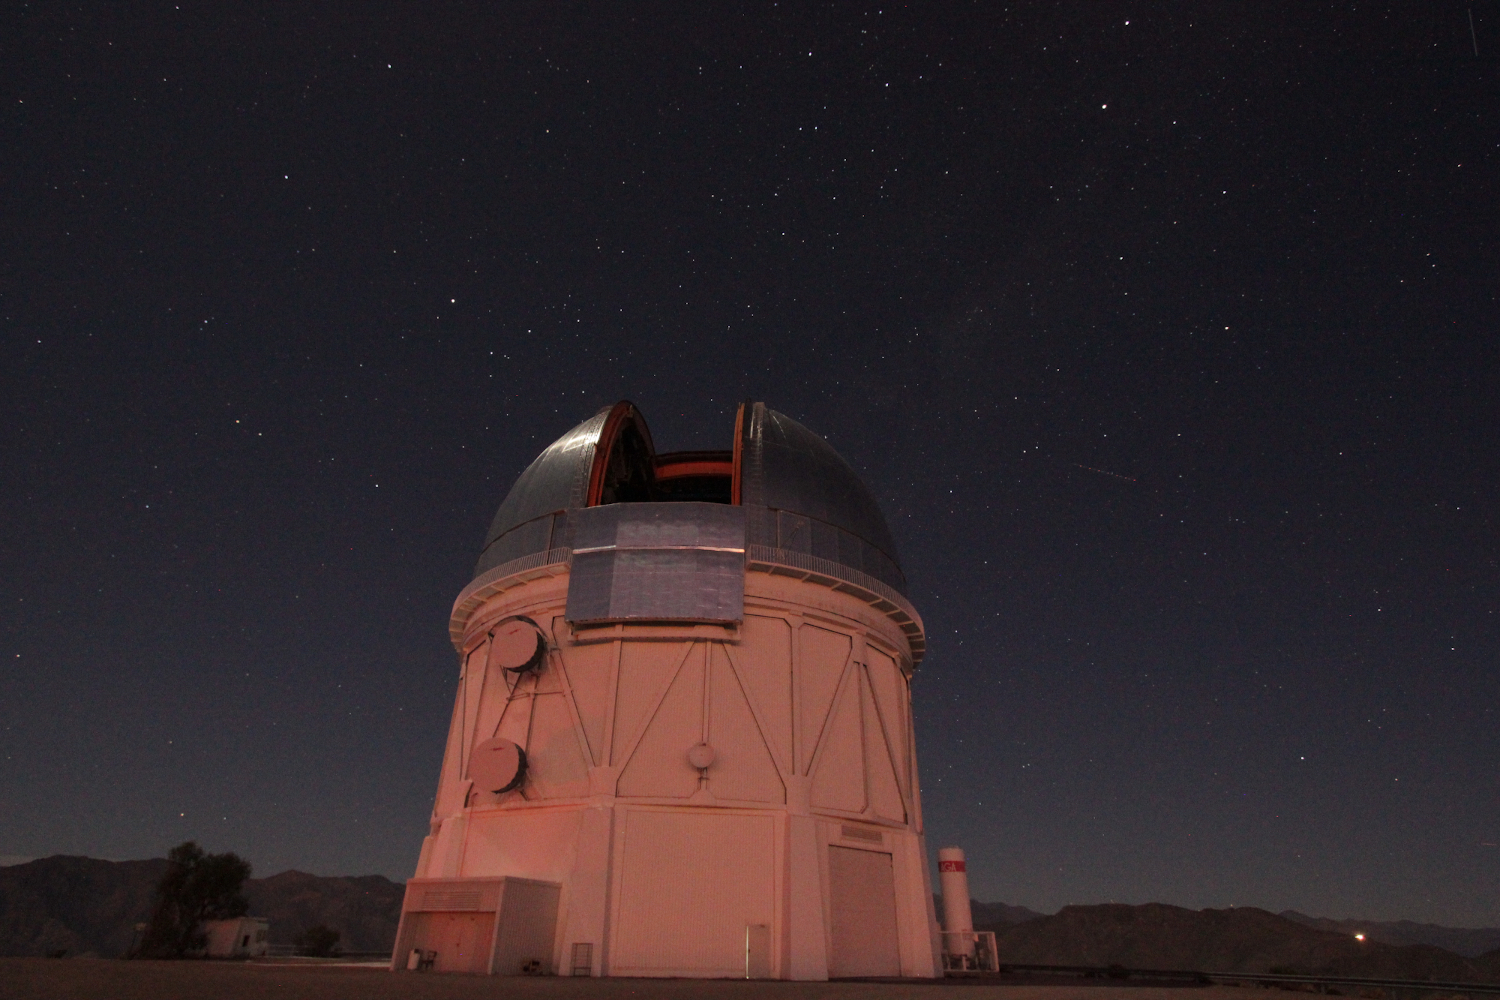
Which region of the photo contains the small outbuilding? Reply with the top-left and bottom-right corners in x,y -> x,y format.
203,917 -> 270,958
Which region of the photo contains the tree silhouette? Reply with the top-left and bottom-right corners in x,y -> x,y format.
133,841 -> 251,958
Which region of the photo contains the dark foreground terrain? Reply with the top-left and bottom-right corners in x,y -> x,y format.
0,856 -> 403,956
0,959 -> 1310,1000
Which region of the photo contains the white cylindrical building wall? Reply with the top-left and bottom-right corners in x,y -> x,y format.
396,401 -> 940,980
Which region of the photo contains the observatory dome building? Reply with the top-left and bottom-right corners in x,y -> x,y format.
394,402 -> 938,979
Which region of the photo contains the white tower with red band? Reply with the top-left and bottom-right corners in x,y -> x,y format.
392,402 -> 941,979
938,846 -> 974,958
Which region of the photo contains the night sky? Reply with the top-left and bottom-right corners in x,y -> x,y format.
4,4 -> 1497,927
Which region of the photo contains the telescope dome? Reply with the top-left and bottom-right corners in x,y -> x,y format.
419,400 -> 936,981
473,401 -> 906,596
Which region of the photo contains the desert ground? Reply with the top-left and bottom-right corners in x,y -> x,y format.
0,959 -> 1294,1000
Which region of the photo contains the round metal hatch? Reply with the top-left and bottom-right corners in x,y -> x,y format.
469,737 -> 528,795
490,616 -> 546,674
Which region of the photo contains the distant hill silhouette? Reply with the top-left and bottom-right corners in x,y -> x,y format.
243,870 -> 403,952
1280,910 -> 1500,959
0,856 -> 404,957
935,896 -> 1048,929
0,856 -> 168,957
991,903 -> 1496,982
972,900 -> 1048,927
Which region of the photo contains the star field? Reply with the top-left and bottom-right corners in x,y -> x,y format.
2,3 -> 1497,924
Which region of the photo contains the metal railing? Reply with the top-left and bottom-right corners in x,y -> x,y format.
940,930 -> 999,972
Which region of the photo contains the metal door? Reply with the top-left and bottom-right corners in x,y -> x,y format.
827,846 -> 900,977
427,912 -> 495,974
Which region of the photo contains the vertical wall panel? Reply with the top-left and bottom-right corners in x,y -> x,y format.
797,626 -> 851,774
617,651 -> 703,799
810,672 -> 866,814
708,645 -> 785,803
460,646 -> 488,778
433,685 -> 468,817
736,615 -> 793,774
861,670 -> 906,823
471,645 -> 511,752
613,642 -> 691,766
533,657 -> 564,693
864,648 -> 909,796
493,687 -> 532,748
613,811 -> 775,975
527,694 -> 591,799
554,639 -> 613,766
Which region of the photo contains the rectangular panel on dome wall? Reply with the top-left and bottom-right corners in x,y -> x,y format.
566,503 -> 745,624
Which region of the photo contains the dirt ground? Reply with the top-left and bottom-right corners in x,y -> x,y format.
0,959 -> 1281,1000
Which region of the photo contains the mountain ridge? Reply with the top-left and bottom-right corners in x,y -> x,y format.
1279,910 -> 1500,959
986,902 -> 1499,982
955,898 -> 1500,960
0,855 -> 403,957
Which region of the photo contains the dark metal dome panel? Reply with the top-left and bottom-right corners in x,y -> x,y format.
471,400 -> 906,596
473,407 -> 610,577
739,403 -> 905,593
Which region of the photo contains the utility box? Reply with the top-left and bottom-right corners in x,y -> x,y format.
392,877 -> 560,975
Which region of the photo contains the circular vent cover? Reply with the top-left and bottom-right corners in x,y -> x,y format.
469,737 -> 527,794
687,742 -> 717,770
490,617 -> 545,673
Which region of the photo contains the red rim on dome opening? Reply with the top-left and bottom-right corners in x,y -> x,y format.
585,401 -> 656,507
